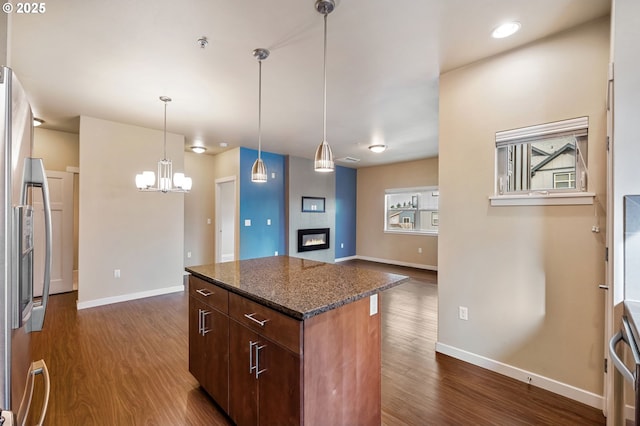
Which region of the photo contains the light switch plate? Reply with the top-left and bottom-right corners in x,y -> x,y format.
370,294 -> 378,316
244,219 -> 251,226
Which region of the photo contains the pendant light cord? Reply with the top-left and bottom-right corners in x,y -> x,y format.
322,13 -> 328,143
258,58 -> 263,160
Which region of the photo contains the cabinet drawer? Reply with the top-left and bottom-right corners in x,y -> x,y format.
189,276 -> 229,314
229,292 -> 301,354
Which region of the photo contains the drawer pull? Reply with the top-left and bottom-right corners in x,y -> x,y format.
196,288 -> 213,297
244,313 -> 269,327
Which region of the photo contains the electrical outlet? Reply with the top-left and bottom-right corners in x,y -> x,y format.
458,306 -> 468,320
340,243 -> 344,249
207,218 -> 211,225
274,251 -> 278,256
187,251 -> 192,258
267,219 -> 271,225
114,269 -> 121,279
418,247 -> 423,254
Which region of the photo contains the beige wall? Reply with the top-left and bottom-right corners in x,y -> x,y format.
438,17 -> 608,399
184,148 -> 240,266
184,152 -> 216,266
78,116 -> 185,306
357,157 -> 438,269
33,127 -> 80,270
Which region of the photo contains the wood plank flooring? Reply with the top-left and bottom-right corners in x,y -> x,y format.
30,260 -> 606,425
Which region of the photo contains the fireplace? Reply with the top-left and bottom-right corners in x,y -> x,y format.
297,228 -> 330,252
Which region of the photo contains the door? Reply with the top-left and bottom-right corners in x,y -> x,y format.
229,320 -> 258,426
216,177 -> 236,263
258,338 -> 300,426
33,170 -> 73,295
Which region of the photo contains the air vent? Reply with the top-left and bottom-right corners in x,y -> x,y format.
336,157 -> 360,163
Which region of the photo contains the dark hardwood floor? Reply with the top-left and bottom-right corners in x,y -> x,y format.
30,260 -> 605,425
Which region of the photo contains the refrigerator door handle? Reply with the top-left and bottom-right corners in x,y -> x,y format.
22,158 -> 51,332
15,360 -> 49,426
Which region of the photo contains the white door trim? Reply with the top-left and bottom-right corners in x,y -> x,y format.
215,176 -> 236,263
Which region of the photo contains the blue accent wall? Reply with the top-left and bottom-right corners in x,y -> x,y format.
335,166 -> 357,259
239,147 -> 286,260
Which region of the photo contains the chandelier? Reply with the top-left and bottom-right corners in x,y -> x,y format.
135,96 -> 192,193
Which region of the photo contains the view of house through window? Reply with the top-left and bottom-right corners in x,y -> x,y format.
495,117 -> 588,195
385,187 -> 439,234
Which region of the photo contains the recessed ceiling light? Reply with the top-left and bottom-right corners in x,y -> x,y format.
191,146 -> 206,154
33,118 -> 44,127
492,21 -> 521,39
368,144 -> 387,153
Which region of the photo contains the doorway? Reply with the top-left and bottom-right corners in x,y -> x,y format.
215,176 -> 236,262
33,170 -> 74,295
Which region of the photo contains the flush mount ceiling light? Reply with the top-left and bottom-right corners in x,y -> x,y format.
368,144 -> 387,153
251,48 -> 270,183
491,21 -> 521,39
135,96 -> 192,193
191,145 -> 206,154
313,0 -> 336,173
33,118 -> 44,127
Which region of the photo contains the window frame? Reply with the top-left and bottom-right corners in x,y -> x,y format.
384,186 -> 439,236
491,116 -> 595,207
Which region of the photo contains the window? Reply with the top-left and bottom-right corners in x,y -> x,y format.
553,172 -> 575,189
385,186 -> 438,235
495,117 -> 588,195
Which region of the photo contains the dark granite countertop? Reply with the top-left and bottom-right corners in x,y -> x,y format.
185,256 -> 409,320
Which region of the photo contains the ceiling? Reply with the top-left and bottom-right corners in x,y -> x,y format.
9,0 -> 610,168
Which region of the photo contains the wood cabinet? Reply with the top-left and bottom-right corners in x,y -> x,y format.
188,274 -> 381,426
188,277 -> 229,412
228,293 -> 301,426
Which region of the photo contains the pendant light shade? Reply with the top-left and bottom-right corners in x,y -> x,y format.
314,0 -> 335,173
135,96 -> 192,193
314,140 -> 334,172
251,158 -> 267,182
251,48 -> 270,183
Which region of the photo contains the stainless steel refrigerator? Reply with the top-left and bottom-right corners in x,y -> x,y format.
0,66 -> 52,425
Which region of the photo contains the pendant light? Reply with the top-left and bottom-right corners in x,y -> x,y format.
314,0 -> 335,172
135,96 -> 192,193
251,48 -> 269,183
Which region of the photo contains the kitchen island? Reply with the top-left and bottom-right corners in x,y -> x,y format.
186,256 -> 408,426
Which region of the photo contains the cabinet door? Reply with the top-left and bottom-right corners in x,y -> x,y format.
257,339 -> 301,426
201,305 -> 229,412
229,321 -> 259,426
188,297 -> 207,386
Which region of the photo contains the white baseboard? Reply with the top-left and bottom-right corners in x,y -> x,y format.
334,255 -> 358,262
77,285 -> 184,310
354,255 -> 438,271
435,342 -> 603,410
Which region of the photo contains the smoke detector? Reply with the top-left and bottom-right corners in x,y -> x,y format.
197,36 -> 209,49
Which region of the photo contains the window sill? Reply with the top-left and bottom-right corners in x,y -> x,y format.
384,230 -> 438,236
489,192 -> 595,206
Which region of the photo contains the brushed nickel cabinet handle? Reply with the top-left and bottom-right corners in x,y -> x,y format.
249,341 -> 258,374
255,344 -> 267,379
201,310 -> 211,335
196,288 -> 213,297
244,313 -> 269,327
